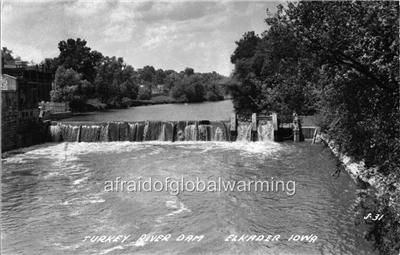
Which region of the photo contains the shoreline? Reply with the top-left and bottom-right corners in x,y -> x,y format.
320,133 -> 399,193
320,132 -> 400,253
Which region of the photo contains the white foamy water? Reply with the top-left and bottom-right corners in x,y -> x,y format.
3,141 -> 285,166
1,141 -> 377,255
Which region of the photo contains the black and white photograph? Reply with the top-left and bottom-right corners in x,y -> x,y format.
1,0 -> 399,254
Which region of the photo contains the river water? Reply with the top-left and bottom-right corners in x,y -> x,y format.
63,100 -> 235,122
2,140 -> 376,254
2,101 -> 376,254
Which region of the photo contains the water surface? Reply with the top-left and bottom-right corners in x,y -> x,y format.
2,141 -> 376,255
63,100 -> 234,122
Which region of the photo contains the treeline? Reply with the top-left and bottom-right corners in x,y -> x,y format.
39,39 -> 226,110
229,2 -> 399,254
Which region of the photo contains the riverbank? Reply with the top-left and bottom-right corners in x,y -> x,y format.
320,133 -> 400,254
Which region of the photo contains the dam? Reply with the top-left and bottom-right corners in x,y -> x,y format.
1,102 -> 376,254
47,114 -> 276,143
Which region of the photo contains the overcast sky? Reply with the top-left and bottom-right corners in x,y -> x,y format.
1,1 -> 280,76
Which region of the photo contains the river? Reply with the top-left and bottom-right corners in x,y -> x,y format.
1,101 -> 377,254
63,100 -> 235,122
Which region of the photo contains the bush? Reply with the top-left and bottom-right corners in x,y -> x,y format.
138,87 -> 152,100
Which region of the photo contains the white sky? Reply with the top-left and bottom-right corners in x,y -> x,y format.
1,0 -> 280,75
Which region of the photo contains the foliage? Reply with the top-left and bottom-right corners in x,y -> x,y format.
1,47 -> 21,64
169,70 -> 225,103
138,86 -> 152,100
50,66 -> 93,111
4,38 -> 226,111
56,38 -> 103,82
93,56 -> 138,107
229,2 -> 399,253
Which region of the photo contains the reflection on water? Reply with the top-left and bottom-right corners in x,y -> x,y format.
2,141 -> 376,254
63,100 -> 234,122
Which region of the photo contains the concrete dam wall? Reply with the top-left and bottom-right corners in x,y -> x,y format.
48,118 -> 277,143
49,121 -> 232,142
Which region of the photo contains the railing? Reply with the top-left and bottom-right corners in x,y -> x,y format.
39,102 -> 70,113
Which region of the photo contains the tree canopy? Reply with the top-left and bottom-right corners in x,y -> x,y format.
44,38 -> 226,109
229,2 -> 399,253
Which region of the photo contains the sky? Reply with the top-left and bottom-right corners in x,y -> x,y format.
1,0 -> 280,76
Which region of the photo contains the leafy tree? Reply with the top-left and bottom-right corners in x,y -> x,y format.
164,71 -> 181,92
57,38 -> 103,82
1,47 -> 21,64
184,67 -> 194,76
230,31 -> 261,65
138,65 -> 156,83
50,66 -> 92,111
229,2 -> 399,253
40,58 -> 58,73
154,69 -> 166,84
170,74 -> 205,102
138,85 -> 152,100
94,56 -> 138,106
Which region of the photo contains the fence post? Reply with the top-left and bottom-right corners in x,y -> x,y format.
293,113 -> 300,142
230,113 -> 237,141
251,113 -> 257,141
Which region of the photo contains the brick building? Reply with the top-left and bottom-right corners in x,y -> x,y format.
1,64 -> 53,151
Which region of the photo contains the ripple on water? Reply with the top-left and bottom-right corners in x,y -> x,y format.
1,141 -> 377,255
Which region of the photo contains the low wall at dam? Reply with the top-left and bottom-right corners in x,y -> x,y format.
46,113 -> 291,143
48,116 -> 278,143
2,112 -> 310,152
49,121 -> 232,142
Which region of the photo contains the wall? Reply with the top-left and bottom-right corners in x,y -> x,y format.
1,91 -> 18,150
1,70 -> 51,152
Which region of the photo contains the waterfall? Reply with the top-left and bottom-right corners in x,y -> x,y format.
49,125 -> 62,142
144,121 -> 163,141
107,122 -> 120,141
257,121 -> 274,141
135,122 -> 145,141
158,122 -> 174,141
175,121 -> 188,141
198,125 -> 211,141
80,125 -> 101,142
210,121 -> 228,141
236,122 -> 252,141
48,121 -> 232,143
184,123 -> 198,141
119,122 -> 129,141
60,124 -> 80,142
128,123 -> 137,141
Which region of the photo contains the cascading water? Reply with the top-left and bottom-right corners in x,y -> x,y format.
184,124 -> 198,141
257,121 -> 274,142
48,120 -> 232,143
59,124 -> 80,142
49,125 -> 62,142
236,122 -> 253,141
80,125 -> 102,142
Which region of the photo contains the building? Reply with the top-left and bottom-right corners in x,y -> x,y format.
1,64 -> 53,151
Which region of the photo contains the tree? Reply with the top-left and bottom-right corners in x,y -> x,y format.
170,74 -> 205,102
93,56 -> 138,106
229,2 -> 399,253
154,69 -> 166,84
184,67 -> 194,76
50,66 -> 92,111
230,31 -> 261,64
57,38 -> 103,82
138,65 -> 156,83
138,86 -> 152,100
1,47 -> 21,64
